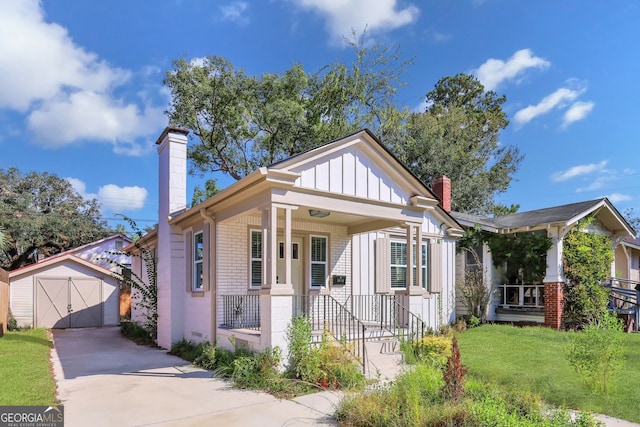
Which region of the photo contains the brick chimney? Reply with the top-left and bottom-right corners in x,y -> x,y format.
431,175 -> 451,212
156,126 -> 189,349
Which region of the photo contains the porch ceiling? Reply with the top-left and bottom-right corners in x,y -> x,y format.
288,206 -> 403,234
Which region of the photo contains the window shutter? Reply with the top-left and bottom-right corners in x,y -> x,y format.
203,223 -> 210,292
375,236 -> 391,293
186,230 -> 193,292
429,240 -> 443,293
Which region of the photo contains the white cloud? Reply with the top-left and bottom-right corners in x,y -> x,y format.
474,49 -> 550,91
66,178 -> 148,212
0,0 -> 165,155
606,193 -> 632,204
514,87 -> 585,125
551,160 -> 608,182
576,176 -> 614,193
562,101 -> 595,128
220,2 -> 249,24
98,184 -> 148,212
28,91 -> 164,155
66,177 -> 97,200
287,0 -> 419,44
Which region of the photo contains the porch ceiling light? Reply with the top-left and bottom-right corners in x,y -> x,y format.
309,209 -> 330,218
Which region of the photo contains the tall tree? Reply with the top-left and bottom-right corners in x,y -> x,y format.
394,74 -> 523,214
191,179 -> 221,207
163,39 -> 410,181
0,168 -> 111,270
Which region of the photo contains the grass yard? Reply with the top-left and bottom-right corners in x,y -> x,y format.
0,328 -> 57,405
458,324 -> 640,423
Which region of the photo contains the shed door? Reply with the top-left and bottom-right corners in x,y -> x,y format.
35,277 -> 103,328
69,278 -> 102,328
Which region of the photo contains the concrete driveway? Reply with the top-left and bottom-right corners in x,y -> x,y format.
51,327 -> 342,427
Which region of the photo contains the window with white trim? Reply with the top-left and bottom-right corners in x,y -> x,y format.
193,232 -> 203,291
250,230 -> 262,288
390,241 -> 428,289
310,235 -> 327,287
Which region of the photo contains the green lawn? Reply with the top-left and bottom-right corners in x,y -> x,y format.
458,324 -> 640,423
0,328 -> 57,405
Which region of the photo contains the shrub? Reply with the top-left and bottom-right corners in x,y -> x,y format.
120,320 -> 154,345
442,336 -> 467,403
563,217 -> 613,329
285,317 -> 365,390
406,333 -> 452,366
169,338 -> 208,361
566,310 -> 624,393
286,316 -> 313,379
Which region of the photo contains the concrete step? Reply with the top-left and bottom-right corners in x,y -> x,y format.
364,340 -> 405,382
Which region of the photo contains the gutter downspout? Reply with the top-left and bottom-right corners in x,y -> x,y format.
200,209 -> 217,345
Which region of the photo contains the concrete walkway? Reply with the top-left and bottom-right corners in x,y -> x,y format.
51,328 -> 342,426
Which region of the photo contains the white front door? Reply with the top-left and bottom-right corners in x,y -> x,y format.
277,236 -> 304,295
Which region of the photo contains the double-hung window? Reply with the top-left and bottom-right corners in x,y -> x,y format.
193,232 -> 203,291
390,241 -> 428,289
310,235 -> 327,287
250,230 -> 262,288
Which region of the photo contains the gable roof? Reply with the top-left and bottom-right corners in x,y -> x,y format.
8,253 -> 114,279
40,233 -> 132,259
169,129 -> 462,233
452,198 -> 635,237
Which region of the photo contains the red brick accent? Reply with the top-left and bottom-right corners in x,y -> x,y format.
544,282 -> 564,330
432,175 -> 451,212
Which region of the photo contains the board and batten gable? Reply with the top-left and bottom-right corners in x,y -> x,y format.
274,133 -> 428,206
293,146 -> 409,204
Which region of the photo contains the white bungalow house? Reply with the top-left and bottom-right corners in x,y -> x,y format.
452,199 -> 636,329
134,127 -> 464,362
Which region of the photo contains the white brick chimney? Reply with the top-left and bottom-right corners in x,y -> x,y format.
156,127 -> 189,349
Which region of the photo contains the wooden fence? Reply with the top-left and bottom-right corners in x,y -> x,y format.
0,268 -> 8,337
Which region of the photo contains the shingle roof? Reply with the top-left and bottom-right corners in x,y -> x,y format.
451,198 -> 634,235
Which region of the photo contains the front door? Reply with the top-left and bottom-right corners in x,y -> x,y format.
277,236 -> 304,296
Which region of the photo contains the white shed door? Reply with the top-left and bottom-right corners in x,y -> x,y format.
35,277 -> 103,328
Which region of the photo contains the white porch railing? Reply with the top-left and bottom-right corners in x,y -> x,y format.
497,284 -> 545,308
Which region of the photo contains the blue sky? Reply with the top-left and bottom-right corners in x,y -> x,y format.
1,0 -> 639,230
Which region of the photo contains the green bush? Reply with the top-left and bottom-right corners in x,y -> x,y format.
407,333 -> 452,366
563,217 -> 613,329
285,317 -> 365,390
169,338 -> 209,361
566,311 -> 625,393
120,320 -> 154,345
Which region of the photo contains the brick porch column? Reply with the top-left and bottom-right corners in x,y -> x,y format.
544,282 -> 564,329
543,227 -> 566,330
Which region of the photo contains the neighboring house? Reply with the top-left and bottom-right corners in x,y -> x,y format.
9,234 -> 131,328
452,199 -> 636,328
617,237 -> 640,285
133,127 -> 464,357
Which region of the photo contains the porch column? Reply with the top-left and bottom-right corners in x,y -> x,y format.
284,206 -> 292,286
544,227 -> 565,330
259,204 -> 293,363
405,224 -> 414,289
405,223 -> 423,296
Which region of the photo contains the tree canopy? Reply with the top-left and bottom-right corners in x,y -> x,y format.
0,168 -> 111,270
163,40 -> 410,180
164,44 -> 522,214
394,74 -> 523,214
